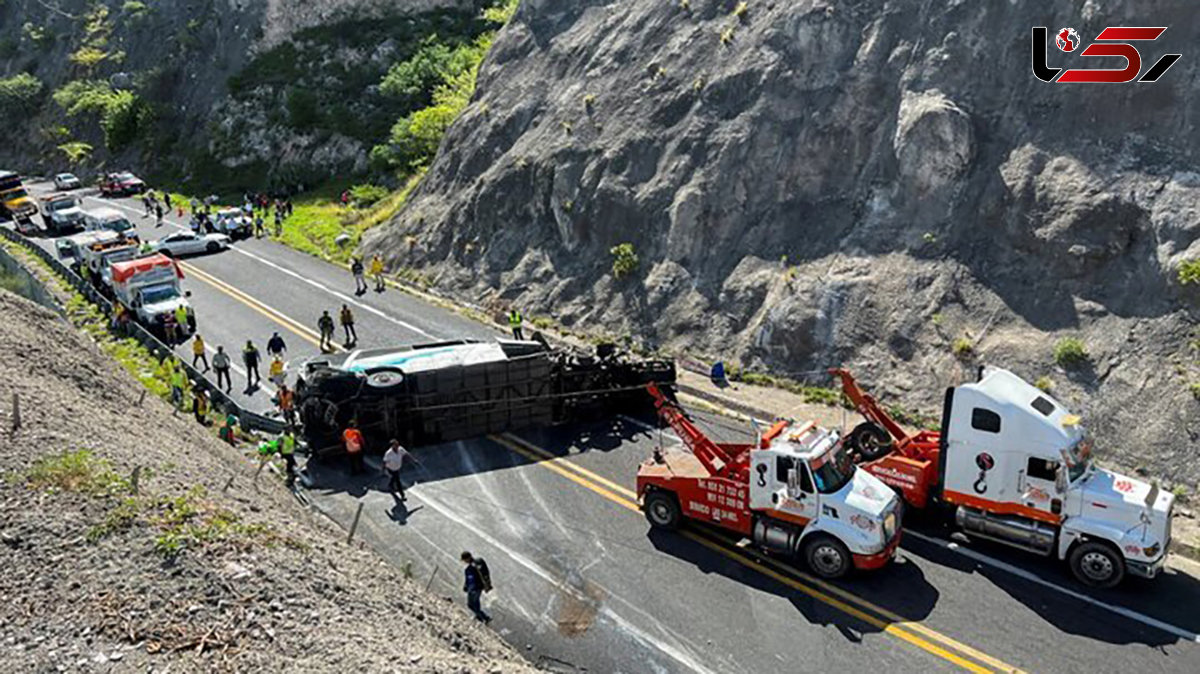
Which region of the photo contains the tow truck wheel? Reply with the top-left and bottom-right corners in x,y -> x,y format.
803,535 -> 852,579
644,491 -> 681,530
1069,541 -> 1125,588
848,422 -> 892,461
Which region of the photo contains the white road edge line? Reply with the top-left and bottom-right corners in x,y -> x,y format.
905,529 -> 1200,644
624,414 -> 1200,645
82,193 -> 438,340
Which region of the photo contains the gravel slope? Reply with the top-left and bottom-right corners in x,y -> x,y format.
0,289 -> 534,673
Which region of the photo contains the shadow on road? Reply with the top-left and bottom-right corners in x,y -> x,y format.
902,518 -> 1197,647
646,525 -> 940,641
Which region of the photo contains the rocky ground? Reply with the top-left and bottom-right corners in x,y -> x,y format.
367,0 -> 1200,487
0,289 -> 534,673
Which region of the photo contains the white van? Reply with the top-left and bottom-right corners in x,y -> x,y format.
83,207 -> 138,240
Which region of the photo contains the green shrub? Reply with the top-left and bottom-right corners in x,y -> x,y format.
1053,337 -> 1090,368
58,141 -> 94,165
1035,376 -> 1054,393
349,184 -> 388,207
1179,259 -> 1200,286
0,73 -> 44,114
122,1 -> 148,15
285,87 -> 321,128
1190,382 -> 1200,401
611,243 -> 639,278
952,336 -> 973,358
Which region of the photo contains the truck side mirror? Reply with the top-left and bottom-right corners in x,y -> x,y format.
786,469 -> 801,498
1055,465 -> 1067,494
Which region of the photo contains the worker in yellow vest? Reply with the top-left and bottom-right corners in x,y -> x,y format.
508,309 -> 523,340
192,334 -> 209,372
279,429 -> 297,488
169,364 -> 187,411
370,254 -> 386,293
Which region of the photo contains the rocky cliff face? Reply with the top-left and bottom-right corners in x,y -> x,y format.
0,0 -> 470,189
366,0 -> 1200,483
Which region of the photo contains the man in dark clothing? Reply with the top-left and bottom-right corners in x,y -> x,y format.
461,552 -> 491,623
243,340 -> 261,389
266,331 -> 287,359
317,311 -> 335,352
339,304 -> 357,346
351,257 -> 367,295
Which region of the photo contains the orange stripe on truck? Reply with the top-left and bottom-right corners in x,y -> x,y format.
942,490 -> 1063,525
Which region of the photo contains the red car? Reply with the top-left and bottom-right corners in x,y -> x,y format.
99,171 -> 147,197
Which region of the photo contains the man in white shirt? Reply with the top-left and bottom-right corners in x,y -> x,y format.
382,439 -> 409,501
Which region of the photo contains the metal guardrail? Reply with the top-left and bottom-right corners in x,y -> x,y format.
0,225 -> 284,435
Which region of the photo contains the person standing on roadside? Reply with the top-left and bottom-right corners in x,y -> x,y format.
460,552 -> 492,623
277,383 -> 296,427
192,333 -> 210,372
279,427 -> 297,488
343,420 -> 364,475
266,331 -> 287,359
351,256 -> 367,295
242,339 -> 261,390
268,354 -> 286,387
317,310 -> 335,352
169,361 -> 187,412
164,193 -> 173,212
508,308 -> 524,340
254,213 -> 265,238
213,345 -> 232,392
163,312 -> 179,345
339,304 -> 357,346
382,439 -> 409,501
174,303 -> 190,340
193,388 -> 210,425
370,253 -> 386,293
155,201 -> 165,228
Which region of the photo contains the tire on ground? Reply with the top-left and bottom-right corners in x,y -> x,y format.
803,534 -> 852,580
644,490 -> 682,530
1069,540 -> 1125,589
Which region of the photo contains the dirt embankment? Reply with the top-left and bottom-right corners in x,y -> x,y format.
0,288 -> 533,673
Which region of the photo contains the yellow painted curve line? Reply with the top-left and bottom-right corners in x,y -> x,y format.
493,434 -> 1026,674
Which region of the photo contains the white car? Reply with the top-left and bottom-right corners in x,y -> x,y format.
53,173 -> 82,191
150,231 -> 230,256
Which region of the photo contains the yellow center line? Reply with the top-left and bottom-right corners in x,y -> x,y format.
179,260 -> 341,352
493,433 -> 1025,674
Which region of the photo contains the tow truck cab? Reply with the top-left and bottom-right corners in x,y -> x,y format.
940,368 -> 1173,586
637,386 -> 901,579
111,254 -> 192,335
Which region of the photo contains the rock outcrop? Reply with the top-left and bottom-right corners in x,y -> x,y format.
366,0 -> 1200,483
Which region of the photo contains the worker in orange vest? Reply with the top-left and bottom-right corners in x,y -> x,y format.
343,420 -> 364,475
277,383 -> 296,427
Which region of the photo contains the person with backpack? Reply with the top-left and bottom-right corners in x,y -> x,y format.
460,551 -> 492,623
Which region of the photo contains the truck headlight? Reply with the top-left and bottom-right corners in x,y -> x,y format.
1143,543 -> 1160,558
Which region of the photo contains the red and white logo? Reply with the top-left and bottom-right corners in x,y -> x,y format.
1056,27 -> 1080,52
1032,26 -> 1181,83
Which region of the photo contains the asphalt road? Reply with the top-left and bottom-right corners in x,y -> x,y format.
14,182 -> 1200,673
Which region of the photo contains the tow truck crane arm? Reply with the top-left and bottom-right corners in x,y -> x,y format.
645,382 -> 787,479
828,367 -> 911,446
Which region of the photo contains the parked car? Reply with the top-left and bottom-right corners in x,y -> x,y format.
149,230 -> 230,256
98,171 -> 146,197
53,173 -> 83,191
210,208 -> 253,238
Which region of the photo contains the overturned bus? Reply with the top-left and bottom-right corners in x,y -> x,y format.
295,338 -> 676,456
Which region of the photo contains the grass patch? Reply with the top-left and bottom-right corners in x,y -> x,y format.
952,336 -> 973,359
1053,337 -> 1090,368
1190,382 -> 1200,401
1035,376 -> 1054,393
727,368 -> 849,408
610,242 -> 639,278
1180,259 -> 1200,286
23,450 -> 130,496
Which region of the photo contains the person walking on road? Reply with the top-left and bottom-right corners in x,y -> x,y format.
351,256 -> 367,295
268,354 -> 286,387
318,310 -> 335,352
163,312 -> 179,345
277,383 -> 296,427
508,309 -> 524,340
174,304 -> 190,339
213,345 -> 232,392
382,439 -> 409,501
155,201 -> 165,228
370,254 -> 386,293
143,194 -> 153,217
461,552 -> 492,623
339,304 -> 357,346
254,213 -> 265,238
242,340 -> 261,390
193,388 -> 210,426
191,334 -> 210,372
266,331 -> 287,359
343,420 -> 364,475
164,193 -> 172,212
